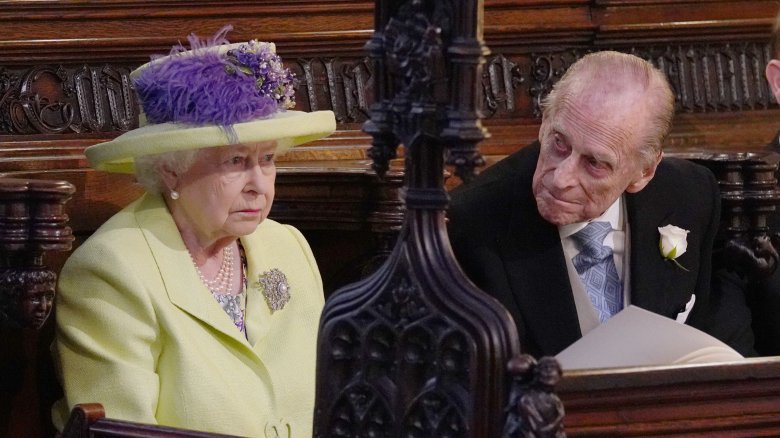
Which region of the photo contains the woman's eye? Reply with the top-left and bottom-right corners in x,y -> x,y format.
229,156 -> 245,166
262,154 -> 275,163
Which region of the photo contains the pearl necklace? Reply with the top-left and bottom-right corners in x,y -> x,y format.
191,245 -> 234,295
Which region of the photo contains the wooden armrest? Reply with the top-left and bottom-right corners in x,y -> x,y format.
60,403 -> 242,438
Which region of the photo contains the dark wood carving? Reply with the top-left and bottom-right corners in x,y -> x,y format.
670,151 -> 780,279
296,57 -> 373,123
0,65 -> 136,135
523,42 -> 775,119
313,1 -> 522,437
0,57 -> 372,137
504,356 -> 566,438
5,40 -> 774,144
0,178 -> 74,330
483,54 -> 524,118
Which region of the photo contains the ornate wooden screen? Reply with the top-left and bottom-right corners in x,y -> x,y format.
312,1 -> 523,436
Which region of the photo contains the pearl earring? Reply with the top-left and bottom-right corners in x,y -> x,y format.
170,190 -> 180,200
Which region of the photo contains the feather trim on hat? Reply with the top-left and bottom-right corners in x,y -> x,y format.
133,25 -> 291,140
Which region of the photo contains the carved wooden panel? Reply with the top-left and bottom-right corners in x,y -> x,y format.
0,65 -> 136,135
3,40 -> 776,163
313,1 -> 522,437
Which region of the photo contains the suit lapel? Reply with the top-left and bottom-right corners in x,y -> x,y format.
134,194 -> 254,348
626,183 -> 691,318
497,175 -> 582,355
241,232 -> 272,348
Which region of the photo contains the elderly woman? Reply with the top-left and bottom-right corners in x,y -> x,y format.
51,26 -> 335,437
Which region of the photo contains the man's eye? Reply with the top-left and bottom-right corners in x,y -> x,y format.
229,156 -> 245,165
553,135 -> 567,153
587,157 -> 609,171
262,153 -> 275,162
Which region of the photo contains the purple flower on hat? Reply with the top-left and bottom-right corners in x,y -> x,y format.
133,25 -> 296,137
225,40 -> 296,112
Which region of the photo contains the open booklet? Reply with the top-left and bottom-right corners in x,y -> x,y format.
556,305 -> 745,370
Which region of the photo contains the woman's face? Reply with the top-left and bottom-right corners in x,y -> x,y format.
167,141 -> 277,246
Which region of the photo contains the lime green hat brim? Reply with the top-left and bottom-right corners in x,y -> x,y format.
85,110 -> 336,174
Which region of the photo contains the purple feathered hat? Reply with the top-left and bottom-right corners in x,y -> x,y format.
84,25 -> 336,174
134,25 -> 294,131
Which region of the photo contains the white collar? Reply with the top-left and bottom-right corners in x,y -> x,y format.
558,196 -> 623,239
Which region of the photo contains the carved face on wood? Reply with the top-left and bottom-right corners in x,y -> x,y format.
18,281 -> 56,330
0,269 -> 57,330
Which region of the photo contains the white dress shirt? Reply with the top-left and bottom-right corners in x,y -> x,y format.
559,196 -> 631,335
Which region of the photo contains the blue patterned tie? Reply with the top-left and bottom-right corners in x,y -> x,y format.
571,221 -> 623,322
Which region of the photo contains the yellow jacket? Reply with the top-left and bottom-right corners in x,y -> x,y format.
52,193 -> 323,437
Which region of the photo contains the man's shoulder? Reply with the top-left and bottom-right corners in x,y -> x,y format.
450,142 -> 539,207
653,156 -> 717,190
633,156 -> 719,214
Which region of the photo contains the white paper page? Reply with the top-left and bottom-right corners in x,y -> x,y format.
556,305 -> 745,370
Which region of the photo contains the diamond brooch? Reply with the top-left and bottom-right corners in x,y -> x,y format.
256,268 -> 291,313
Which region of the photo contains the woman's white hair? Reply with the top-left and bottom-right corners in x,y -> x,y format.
134,149 -> 201,195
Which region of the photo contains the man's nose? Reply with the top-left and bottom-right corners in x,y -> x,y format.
550,156 -> 578,189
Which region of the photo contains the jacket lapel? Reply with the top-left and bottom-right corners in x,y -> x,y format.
497,175 -> 582,356
241,233 -> 272,348
626,184 -> 691,318
134,193 -> 254,347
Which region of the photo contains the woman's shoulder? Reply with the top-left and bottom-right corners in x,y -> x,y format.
245,219 -> 318,265
252,219 -> 307,244
64,195 -> 155,266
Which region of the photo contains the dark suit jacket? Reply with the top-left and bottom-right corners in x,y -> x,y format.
448,142 -> 749,358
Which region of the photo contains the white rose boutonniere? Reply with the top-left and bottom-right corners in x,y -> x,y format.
658,224 -> 690,271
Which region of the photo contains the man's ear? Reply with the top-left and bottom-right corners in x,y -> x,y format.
626,151 -> 662,193
766,59 -> 780,103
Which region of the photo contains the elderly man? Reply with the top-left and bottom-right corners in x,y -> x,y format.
448,51 -> 754,358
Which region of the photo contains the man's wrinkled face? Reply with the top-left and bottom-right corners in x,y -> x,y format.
532,92 -> 658,226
